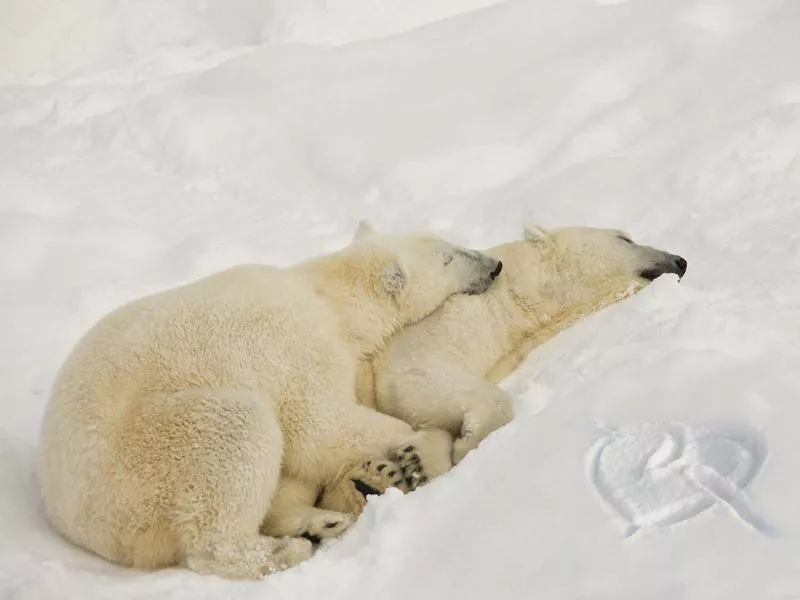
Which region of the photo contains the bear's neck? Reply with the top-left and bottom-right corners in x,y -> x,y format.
486,242 -> 557,323
487,242 -> 587,352
493,243 -> 643,366
299,252 -> 403,358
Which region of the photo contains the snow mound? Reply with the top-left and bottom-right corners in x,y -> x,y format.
0,0 -> 506,84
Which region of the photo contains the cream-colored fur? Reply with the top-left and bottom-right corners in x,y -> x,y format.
37,221 -> 502,580
356,226 -> 687,468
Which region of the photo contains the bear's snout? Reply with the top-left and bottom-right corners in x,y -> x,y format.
638,253 -> 688,281
674,256 -> 687,278
462,255 -> 504,295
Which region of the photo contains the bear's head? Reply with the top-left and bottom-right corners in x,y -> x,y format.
350,220 -> 503,324
505,225 -> 687,316
525,225 -> 687,282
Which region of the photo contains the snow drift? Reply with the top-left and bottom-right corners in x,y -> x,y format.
1,0 -> 799,598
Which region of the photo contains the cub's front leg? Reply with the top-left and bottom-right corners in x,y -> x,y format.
319,457 -> 409,514
376,364 -> 513,464
319,425 -> 455,515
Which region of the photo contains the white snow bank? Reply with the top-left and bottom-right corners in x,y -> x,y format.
0,0 -> 506,84
1,0 -> 800,598
263,0 -> 509,46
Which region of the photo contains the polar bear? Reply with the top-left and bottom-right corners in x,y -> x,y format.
37,221 -> 502,580
347,225 -> 687,484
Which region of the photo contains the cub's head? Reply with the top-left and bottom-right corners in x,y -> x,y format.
351,220 -> 503,323
506,225 -> 687,314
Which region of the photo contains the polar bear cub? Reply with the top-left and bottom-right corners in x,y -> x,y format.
37,221 -> 502,580
358,225 -> 687,466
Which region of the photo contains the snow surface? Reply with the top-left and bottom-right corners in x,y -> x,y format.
2,0 -> 800,598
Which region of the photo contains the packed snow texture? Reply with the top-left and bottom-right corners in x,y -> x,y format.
2,0 -> 800,598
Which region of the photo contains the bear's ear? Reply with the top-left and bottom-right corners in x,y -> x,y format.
523,224 -> 550,243
381,261 -> 407,295
352,219 -> 376,242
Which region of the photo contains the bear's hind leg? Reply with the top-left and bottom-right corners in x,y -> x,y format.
129,388 -> 312,579
185,534 -> 312,579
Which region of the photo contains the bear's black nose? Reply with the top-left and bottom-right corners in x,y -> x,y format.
675,256 -> 688,277
490,261 -> 503,280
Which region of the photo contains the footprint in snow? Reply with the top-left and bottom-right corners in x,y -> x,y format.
586,422 -> 773,537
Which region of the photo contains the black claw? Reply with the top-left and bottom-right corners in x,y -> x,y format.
353,479 -> 382,498
301,532 -> 322,544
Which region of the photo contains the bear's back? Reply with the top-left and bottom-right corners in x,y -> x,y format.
50,264 -> 344,419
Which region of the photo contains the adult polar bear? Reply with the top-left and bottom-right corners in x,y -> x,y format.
37,222 -> 502,580
355,226 -> 687,473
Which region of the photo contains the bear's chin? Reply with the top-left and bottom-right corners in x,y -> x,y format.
637,269 -> 663,282
638,268 -> 684,282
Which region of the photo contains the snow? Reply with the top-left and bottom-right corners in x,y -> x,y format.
1,0 -> 799,598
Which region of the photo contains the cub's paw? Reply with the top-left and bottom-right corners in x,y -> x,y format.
353,458 -> 409,497
300,510 -> 355,544
391,428 -> 454,491
453,436 -> 478,465
318,457 -> 408,515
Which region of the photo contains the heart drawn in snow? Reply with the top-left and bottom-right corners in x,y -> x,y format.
586,422 -> 772,537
